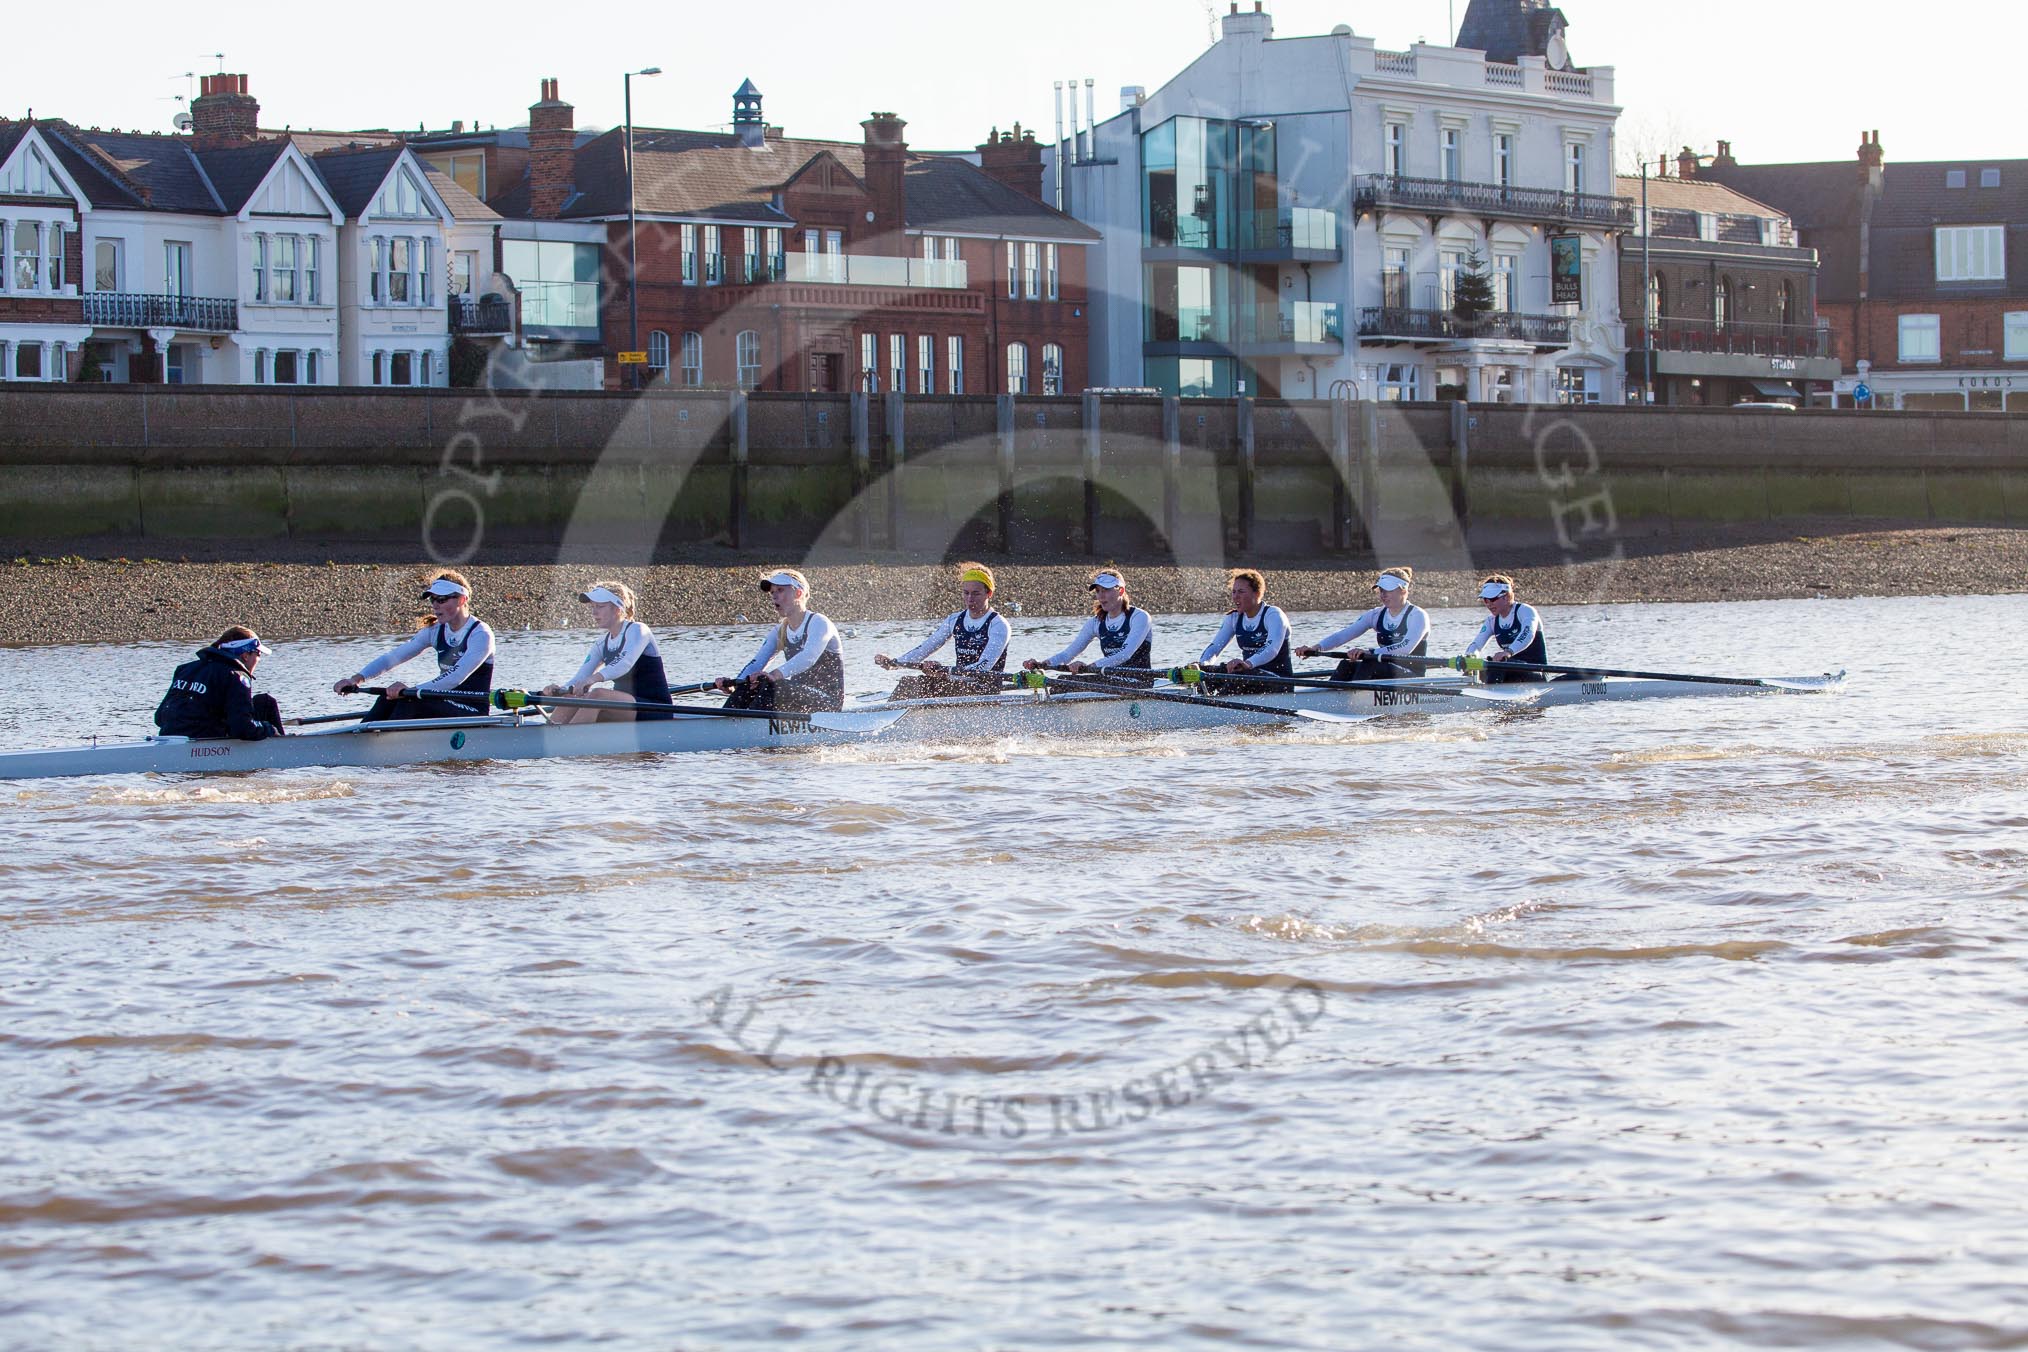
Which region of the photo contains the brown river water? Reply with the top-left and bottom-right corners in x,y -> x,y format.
2,596 -> 2025,1350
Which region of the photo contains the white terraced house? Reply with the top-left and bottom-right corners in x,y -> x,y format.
1053,0 -> 1632,403
0,124 -> 93,382
0,75 -> 503,388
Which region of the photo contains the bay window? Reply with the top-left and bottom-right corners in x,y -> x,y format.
388,239 -> 411,303
13,220 -> 41,291
273,235 -> 297,302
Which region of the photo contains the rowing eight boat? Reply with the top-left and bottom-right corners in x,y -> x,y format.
0,670 -> 1845,782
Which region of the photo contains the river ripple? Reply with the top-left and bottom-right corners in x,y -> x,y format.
2,595 -> 2026,1350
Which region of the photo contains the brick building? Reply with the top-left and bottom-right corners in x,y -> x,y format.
1618,154 -> 1838,406
492,80 -> 1097,393
1698,134 -> 2028,411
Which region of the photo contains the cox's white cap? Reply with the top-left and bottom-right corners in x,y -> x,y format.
759,569 -> 810,593
580,586 -> 627,607
1374,573 -> 1408,593
421,578 -> 470,600
217,634 -> 272,658
1089,571 -> 1125,591
1479,581 -> 1512,600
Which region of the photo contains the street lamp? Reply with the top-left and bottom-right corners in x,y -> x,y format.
625,66 -> 662,390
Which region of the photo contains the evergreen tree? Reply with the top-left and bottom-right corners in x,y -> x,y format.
1451,247 -> 1496,334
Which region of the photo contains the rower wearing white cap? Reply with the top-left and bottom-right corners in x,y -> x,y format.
715,568 -> 845,713
1191,568 -> 1292,695
334,569 -> 498,721
545,581 -> 675,724
155,626 -> 284,741
1463,573 -> 1547,684
876,561 -> 1011,700
1296,566 -> 1429,682
1022,567 -> 1156,686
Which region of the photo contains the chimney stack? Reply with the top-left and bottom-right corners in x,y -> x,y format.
977,125 -> 1045,203
190,74 -> 259,148
1676,145 -> 1701,180
1220,0 -> 1273,41
1711,139 -> 1737,171
1857,129 -> 1885,182
528,78 -> 576,220
861,112 -> 909,255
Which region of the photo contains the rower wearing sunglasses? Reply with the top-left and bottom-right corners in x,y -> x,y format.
334,570 -> 498,720
716,568 -> 845,713
1296,566 -> 1428,682
1462,573 -> 1547,684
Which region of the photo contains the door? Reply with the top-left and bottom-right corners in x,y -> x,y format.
164,243 -> 191,296
809,352 -> 841,393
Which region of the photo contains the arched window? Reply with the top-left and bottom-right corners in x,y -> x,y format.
1006,341 -> 1029,394
1042,343 -> 1064,395
680,332 -> 703,387
1715,276 -> 1732,332
736,330 -> 761,389
648,330 -> 670,373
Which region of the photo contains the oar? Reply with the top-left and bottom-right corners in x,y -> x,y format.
286,710 -> 374,727
1096,664 -> 1531,703
1037,674 -> 1374,725
492,689 -> 903,735
1376,653 -> 1827,691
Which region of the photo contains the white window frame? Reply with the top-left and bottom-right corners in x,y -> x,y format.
272,234 -> 298,303
947,335 -> 964,394
1441,128 -> 1461,182
703,225 -> 723,285
648,329 -> 670,372
889,332 -> 906,394
1899,313 -> 1941,363
860,332 -> 878,390
1494,132 -> 1515,188
1042,343 -> 1064,395
93,237 -> 122,292
252,232 -> 268,302
1493,252 -> 1519,311
1565,141 -> 1587,195
1045,243 -> 1060,300
1384,121 -> 1407,178
1023,242 -> 1040,300
1006,241 -> 1018,299
305,236 -> 320,304
681,331 -> 703,386
683,224 -> 699,285
917,334 -> 934,395
1378,362 -> 1420,402
1935,226 -> 2005,283
736,329 -> 761,389
1556,366 -> 1600,405
1006,341 -> 1028,394
2005,312 -> 2028,361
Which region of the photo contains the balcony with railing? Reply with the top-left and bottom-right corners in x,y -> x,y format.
1359,306 -> 1573,347
517,280 -> 600,336
1233,301 -> 1344,355
449,293 -> 513,335
83,292 -> 238,332
781,253 -> 969,289
1236,207 -> 1341,261
1355,174 -> 1634,229
1634,317 -> 1832,360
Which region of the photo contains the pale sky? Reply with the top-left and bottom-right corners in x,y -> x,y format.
13,1 -> 2017,170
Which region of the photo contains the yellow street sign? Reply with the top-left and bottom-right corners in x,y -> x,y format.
615,351 -> 649,365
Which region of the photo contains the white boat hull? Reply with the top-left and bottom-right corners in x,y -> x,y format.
0,673 -> 1844,782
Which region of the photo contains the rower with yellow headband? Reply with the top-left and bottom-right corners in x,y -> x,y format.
875,561 -> 1012,700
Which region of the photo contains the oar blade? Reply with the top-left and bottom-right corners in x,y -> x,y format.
1288,707 -> 1379,725
810,709 -> 907,734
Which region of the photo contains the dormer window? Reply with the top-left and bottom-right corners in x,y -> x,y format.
1947,169 -> 1967,189
1982,169 -> 2002,188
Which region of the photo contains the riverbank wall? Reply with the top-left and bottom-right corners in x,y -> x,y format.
2,387 -> 2024,560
